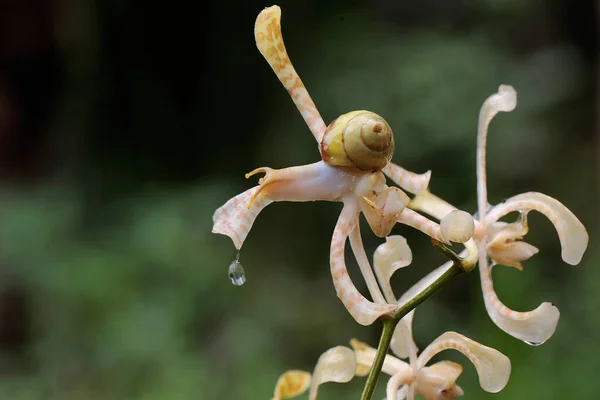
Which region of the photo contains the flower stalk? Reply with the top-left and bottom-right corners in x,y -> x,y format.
360,240 -> 471,400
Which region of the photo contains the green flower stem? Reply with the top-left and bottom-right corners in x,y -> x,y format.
360,240 -> 471,400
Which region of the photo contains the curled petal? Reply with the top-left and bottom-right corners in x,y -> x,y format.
360,186 -> 411,238
416,361 -> 465,400
486,192 -> 588,265
390,310 -> 418,362
331,204 -> 397,326
417,332 -> 511,393
349,227 -> 387,305
383,163 -> 431,194
476,85 -> 517,221
273,370 -> 311,400
440,210 -> 475,243
479,251 -> 559,345
386,369 -> 415,400
254,5 -> 326,142
373,235 -> 413,303
309,346 -> 356,400
350,338 -> 411,377
212,186 -> 273,250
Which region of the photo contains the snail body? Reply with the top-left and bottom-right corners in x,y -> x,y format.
320,110 -> 395,172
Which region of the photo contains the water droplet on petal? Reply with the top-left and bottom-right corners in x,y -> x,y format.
523,340 -> 544,347
228,260 -> 246,286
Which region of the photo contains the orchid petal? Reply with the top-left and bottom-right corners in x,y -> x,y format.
349,226 -> 387,305
390,310 -> 418,362
255,6 -> 327,142
479,251 -> 560,345
416,361 -> 464,400
272,370 -> 311,400
395,208 -> 445,243
383,163 -> 431,195
331,204 -> 397,326
485,192 -> 588,265
308,346 -> 356,400
476,85 -> 517,220
350,338 -> 411,377
212,186 -> 273,250
417,332 -> 511,393
386,369 -> 414,400
408,190 -> 457,221
373,235 -> 413,303
360,186 -> 411,238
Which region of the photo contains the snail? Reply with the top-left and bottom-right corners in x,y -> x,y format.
320,110 -> 395,172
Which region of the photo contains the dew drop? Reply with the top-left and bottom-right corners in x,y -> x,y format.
228,259 -> 246,286
523,340 -> 544,347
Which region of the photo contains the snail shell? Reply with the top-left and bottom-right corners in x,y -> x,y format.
320,110 -> 395,171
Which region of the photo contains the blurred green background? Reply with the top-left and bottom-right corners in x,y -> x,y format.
0,0 -> 597,398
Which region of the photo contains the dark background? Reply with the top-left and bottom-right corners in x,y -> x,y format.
0,0 -> 597,398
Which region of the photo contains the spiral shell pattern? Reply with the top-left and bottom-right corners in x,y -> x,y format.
320,110 -> 395,171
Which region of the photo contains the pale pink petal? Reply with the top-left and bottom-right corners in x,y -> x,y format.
308,346 -> 356,400
417,332 -> 511,393
212,186 -> 273,250
416,361 -> 465,400
383,163 -> 431,194
390,310 -> 418,363
479,249 -> 560,345
350,338 -> 411,377
360,186 -> 411,238
272,370 -> 311,400
254,6 -> 327,142
408,190 -> 458,221
395,208 -> 445,242
477,85 -> 517,221
386,370 -> 414,400
331,204 -> 397,326
485,192 -> 588,265
373,235 -> 413,303
349,227 -> 387,304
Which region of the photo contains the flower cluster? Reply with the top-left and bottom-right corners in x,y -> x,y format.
211,5 -> 589,399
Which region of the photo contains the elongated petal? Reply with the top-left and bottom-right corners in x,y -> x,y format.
350,338 -> 411,377
373,235 -> 413,303
417,332 -> 511,393
383,163 -> 431,194
309,346 -> 356,400
395,208 -> 445,243
476,85 -> 517,220
386,370 -> 414,400
349,227 -> 387,304
416,361 -> 464,400
390,310 -> 418,362
331,204 -> 397,326
212,186 -> 273,249
408,190 -> 457,221
273,370 -> 311,400
255,6 -> 326,142
479,250 -> 559,345
485,192 -> 588,265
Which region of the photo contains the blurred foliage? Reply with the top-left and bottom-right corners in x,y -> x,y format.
0,0 -> 596,399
